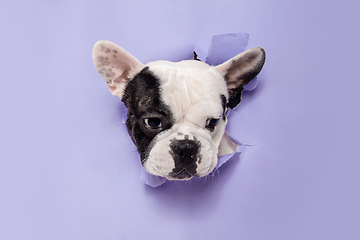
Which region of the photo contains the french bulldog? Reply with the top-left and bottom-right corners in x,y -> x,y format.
93,41 -> 265,180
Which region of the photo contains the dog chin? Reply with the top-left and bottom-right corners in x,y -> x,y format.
143,157 -> 218,181
142,164 -> 196,181
166,175 -> 193,181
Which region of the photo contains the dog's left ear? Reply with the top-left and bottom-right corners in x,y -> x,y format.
215,47 -> 266,109
92,41 -> 144,99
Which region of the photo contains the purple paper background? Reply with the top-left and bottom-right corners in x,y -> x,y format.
1,0 -> 360,239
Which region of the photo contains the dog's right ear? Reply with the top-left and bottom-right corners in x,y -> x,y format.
215,47 -> 266,109
92,41 -> 144,99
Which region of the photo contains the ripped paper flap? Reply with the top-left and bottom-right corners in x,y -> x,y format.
205,32 -> 249,66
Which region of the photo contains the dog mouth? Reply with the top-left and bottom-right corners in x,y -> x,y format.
168,169 -> 196,180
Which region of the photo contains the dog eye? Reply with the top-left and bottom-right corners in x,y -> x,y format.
206,118 -> 219,128
144,118 -> 162,129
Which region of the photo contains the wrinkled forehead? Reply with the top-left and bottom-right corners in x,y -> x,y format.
146,60 -> 228,120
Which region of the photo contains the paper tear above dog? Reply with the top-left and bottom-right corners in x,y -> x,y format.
93,32 -> 265,187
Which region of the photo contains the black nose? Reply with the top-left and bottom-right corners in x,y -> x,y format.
171,139 -> 198,164
169,138 -> 201,178
169,139 -> 200,179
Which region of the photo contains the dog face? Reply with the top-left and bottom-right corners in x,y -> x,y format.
93,41 -> 265,180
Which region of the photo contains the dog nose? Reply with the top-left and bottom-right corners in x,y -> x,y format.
169,139 -> 200,178
172,140 -> 198,163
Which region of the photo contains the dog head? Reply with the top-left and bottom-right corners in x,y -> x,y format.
93,41 -> 265,180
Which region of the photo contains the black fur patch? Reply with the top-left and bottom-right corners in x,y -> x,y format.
227,88 -> 243,109
221,94 -> 227,120
121,67 -> 174,162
